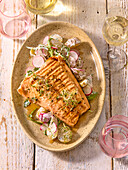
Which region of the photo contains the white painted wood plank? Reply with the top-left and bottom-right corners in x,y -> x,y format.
0,14 -> 36,169
108,0 -> 128,170
35,0 -> 111,169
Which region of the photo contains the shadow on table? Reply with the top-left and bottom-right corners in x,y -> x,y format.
115,157 -> 128,166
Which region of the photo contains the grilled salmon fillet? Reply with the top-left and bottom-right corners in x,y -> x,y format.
18,56 -> 90,127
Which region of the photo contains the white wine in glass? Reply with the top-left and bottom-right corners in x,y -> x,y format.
102,16 -> 128,46
102,8 -> 128,71
25,0 -> 57,14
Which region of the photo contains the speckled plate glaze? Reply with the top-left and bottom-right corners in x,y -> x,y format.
11,21 -> 106,152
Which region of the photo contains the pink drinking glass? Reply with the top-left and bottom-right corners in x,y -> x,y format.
99,115 -> 128,158
0,0 -> 31,39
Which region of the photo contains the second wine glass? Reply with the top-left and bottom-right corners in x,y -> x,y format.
102,7 -> 128,71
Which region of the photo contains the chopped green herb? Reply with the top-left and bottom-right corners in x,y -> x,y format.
27,70 -> 33,76
44,130 -> 47,136
56,96 -> 60,100
29,118 -> 43,125
47,38 -> 53,57
34,67 -> 39,72
49,95 -> 52,99
31,85 -> 36,87
33,74 -> 38,80
46,84 -> 49,87
29,108 -> 37,118
87,92 -> 98,101
57,118 -> 62,127
24,99 -> 31,108
45,79 -> 48,83
32,97 -> 38,102
40,90 -> 44,95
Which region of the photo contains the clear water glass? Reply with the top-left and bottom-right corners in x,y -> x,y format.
0,0 -> 31,39
99,115 -> 128,158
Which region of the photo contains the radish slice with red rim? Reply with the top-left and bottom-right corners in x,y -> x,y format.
39,112 -> 52,123
25,66 -> 34,74
69,51 -> 78,61
43,113 -> 51,123
40,123 -> 48,131
71,67 -> 85,73
32,56 -> 45,68
51,46 -> 58,49
70,49 -> 80,56
83,85 -> 93,96
43,36 -> 49,45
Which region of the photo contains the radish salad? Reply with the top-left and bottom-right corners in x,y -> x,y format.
24,34 -> 98,143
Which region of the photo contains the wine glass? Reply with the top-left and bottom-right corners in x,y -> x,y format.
102,7 -> 128,71
24,0 -> 57,14
0,0 -> 31,39
99,115 -> 128,158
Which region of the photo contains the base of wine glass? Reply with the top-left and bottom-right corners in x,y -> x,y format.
108,47 -> 127,72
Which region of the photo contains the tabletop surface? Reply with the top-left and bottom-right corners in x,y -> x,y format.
0,0 -> 128,170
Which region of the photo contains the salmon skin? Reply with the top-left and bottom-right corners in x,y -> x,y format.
18,56 -> 90,127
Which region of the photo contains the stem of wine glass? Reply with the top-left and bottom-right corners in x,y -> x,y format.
108,47 -> 127,72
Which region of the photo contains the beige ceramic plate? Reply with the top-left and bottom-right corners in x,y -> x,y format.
11,21 -> 106,152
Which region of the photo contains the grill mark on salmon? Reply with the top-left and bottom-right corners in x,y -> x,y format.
18,56 -> 90,127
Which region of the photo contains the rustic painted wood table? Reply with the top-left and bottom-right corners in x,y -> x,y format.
0,0 -> 128,169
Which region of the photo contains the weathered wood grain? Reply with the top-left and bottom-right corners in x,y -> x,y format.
0,0 -> 128,169
0,13 -> 37,169
35,0 -> 111,169
108,0 -> 128,170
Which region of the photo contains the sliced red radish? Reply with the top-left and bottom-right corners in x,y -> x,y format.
25,66 -> 34,74
32,56 -> 44,68
65,37 -> 81,48
69,51 -> 79,61
83,85 -> 93,96
71,67 -> 78,73
43,113 -> 51,123
39,112 -> 52,123
51,46 -> 58,49
71,49 -> 80,56
40,123 -> 48,131
71,67 -> 85,73
36,107 -> 47,119
43,36 -> 49,45
47,122 -> 58,140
